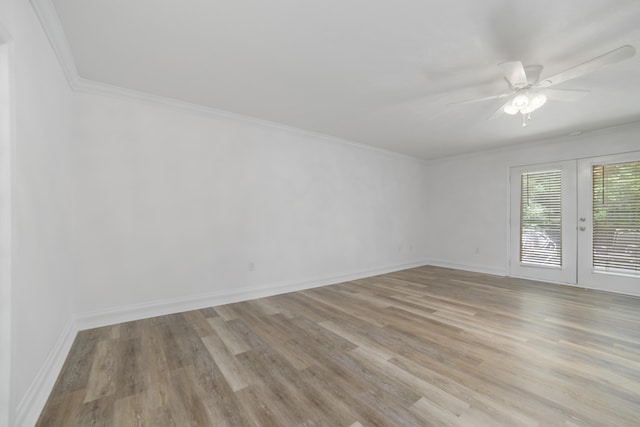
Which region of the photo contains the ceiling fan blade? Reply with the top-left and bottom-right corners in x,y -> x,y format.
448,93 -> 511,106
524,65 -> 543,84
499,61 -> 528,88
538,45 -> 636,87
540,88 -> 590,102
488,98 -> 513,120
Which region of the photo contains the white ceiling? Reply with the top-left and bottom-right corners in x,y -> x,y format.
50,0 -> 640,159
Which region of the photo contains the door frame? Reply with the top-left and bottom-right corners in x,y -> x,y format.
0,25 -> 13,427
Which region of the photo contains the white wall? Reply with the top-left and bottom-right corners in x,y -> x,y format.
71,91 -> 430,318
5,1 -> 639,424
1,0 -> 75,425
424,124 -> 640,275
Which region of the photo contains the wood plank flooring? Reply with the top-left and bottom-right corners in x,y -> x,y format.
37,266 -> 640,426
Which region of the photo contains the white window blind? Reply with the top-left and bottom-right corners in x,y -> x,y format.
592,160 -> 640,273
520,170 -> 562,266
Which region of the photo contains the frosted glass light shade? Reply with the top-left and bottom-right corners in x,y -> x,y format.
512,94 -> 530,108
529,93 -> 547,110
504,104 -> 519,115
504,92 -> 547,116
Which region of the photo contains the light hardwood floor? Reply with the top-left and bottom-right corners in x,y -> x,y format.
37,266 -> 640,426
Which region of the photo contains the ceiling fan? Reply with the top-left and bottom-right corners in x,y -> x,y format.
455,45 -> 636,127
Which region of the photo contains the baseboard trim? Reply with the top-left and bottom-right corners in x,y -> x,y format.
74,260 -> 429,331
424,259 -> 507,277
15,260 -> 428,425
15,320 -> 78,427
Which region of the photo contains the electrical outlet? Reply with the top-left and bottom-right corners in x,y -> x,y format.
248,262 -> 255,271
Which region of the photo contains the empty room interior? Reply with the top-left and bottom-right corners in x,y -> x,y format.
2,0 -> 640,426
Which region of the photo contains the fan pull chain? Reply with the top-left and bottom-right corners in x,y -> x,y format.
522,113 -> 527,127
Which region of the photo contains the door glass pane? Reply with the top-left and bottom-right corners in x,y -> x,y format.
520,170 -> 562,266
592,160 -> 640,274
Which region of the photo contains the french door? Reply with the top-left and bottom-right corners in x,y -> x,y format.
510,152 -> 640,296
510,161 -> 577,284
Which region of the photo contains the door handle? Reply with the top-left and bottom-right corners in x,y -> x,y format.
579,226 -> 586,231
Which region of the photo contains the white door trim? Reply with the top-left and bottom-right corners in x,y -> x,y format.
0,25 -> 14,427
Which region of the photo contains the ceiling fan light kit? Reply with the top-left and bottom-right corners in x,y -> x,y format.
453,45 -> 636,127
503,91 -> 548,127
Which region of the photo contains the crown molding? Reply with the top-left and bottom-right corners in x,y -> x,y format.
28,0 -> 427,165
72,77 -> 428,164
29,0 -> 80,86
